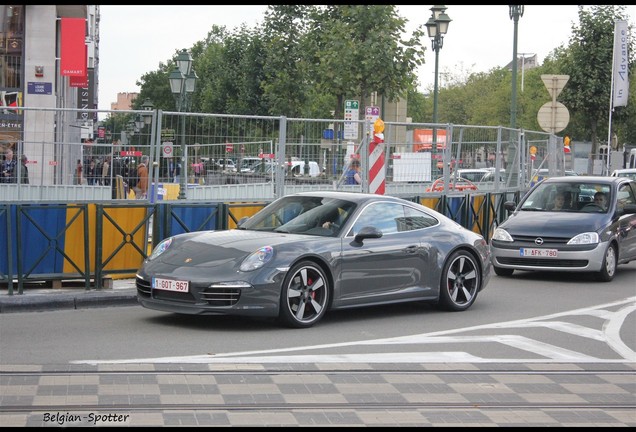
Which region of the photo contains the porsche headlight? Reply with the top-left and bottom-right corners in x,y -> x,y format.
491,228 -> 513,242
149,238 -> 173,260
240,246 -> 274,272
568,232 -> 599,245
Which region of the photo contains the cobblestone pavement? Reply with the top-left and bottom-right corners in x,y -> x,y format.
1,363 -> 635,427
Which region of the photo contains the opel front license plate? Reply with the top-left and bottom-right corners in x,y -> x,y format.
520,248 -> 558,258
153,277 -> 189,292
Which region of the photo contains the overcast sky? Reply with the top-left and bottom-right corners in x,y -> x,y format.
97,5 -> 636,111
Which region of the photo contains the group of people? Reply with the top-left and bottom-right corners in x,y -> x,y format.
76,154 -> 149,199
79,155 -> 114,186
1,149 -> 29,184
550,191 -> 607,211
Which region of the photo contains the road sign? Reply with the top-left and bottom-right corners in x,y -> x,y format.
538,74 -> 570,133
365,106 -> 380,136
162,142 -> 173,158
541,74 -> 569,99
161,128 -> 176,141
537,102 -> 570,133
225,143 -> 234,152
344,100 -> 359,140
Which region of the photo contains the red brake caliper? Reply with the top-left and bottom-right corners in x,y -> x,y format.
308,278 -> 315,298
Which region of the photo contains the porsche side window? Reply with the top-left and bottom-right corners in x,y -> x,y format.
351,202 -> 403,235
397,206 -> 439,231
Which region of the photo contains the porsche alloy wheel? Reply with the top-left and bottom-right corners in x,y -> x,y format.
437,250 -> 481,311
279,261 -> 330,328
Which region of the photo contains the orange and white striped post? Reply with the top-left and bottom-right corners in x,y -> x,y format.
369,118 -> 385,195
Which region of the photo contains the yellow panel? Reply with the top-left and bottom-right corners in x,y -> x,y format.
471,195 -> 485,234
162,183 -> 181,201
62,204 -> 148,277
100,206 -> 147,272
227,203 -> 266,229
62,203 -> 93,273
419,197 -> 439,210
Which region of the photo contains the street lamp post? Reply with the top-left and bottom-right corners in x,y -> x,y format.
140,98 -> 159,202
169,49 -> 198,200
509,5 -> 524,129
425,5 -> 451,150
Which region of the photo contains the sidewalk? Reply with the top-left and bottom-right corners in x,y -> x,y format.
0,278 -> 138,313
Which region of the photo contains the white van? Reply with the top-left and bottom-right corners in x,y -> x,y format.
288,161 -> 322,177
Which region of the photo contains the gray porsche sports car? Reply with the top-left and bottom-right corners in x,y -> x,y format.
136,191 -> 492,328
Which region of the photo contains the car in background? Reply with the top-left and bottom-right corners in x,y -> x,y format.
611,168 -> 636,181
239,157 -> 265,173
456,168 -> 491,183
479,168 -> 506,184
214,158 -> 237,172
530,168 -> 577,185
426,176 -> 478,192
249,160 -> 276,175
137,191 -> 492,328
288,160 -> 322,177
490,176 -> 636,282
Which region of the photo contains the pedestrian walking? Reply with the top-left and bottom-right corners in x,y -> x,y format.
1,148 -> 17,183
102,155 -> 111,186
20,154 -> 29,184
75,159 -> 83,185
344,158 -> 362,185
135,155 -> 149,199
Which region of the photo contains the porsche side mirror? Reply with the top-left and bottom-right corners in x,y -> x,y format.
354,226 -> 383,243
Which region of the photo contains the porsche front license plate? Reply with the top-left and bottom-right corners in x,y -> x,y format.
153,277 -> 190,292
520,248 -> 558,258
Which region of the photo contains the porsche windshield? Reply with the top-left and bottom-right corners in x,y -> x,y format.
238,196 -> 357,236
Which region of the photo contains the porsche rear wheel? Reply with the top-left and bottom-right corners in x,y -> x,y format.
279,261 -> 330,328
437,250 -> 481,311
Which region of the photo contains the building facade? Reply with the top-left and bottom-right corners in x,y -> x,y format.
1,5 -> 99,177
110,92 -> 138,111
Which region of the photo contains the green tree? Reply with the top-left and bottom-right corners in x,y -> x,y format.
556,5 -> 634,167
261,5 -> 316,118
307,5 -> 426,121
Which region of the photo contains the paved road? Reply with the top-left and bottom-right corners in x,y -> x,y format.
1,278 -> 635,426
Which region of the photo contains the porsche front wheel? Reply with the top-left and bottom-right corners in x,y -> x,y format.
279,261 -> 330,328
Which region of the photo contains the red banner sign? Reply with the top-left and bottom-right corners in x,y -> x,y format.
60,18 -> 86,77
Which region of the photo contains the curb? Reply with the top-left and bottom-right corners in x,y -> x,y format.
0,289 -> 139,313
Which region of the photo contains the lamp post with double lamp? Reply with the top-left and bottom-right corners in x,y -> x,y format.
169,49 -> 198,200
509,5 -> 524,129
425,5 -> 451,152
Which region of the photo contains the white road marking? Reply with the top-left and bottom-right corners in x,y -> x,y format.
73,297 -> 636,365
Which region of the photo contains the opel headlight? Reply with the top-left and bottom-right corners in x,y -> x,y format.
240,246 -> 274,271
491,228 -> 513,242
568,232 -> 599,245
